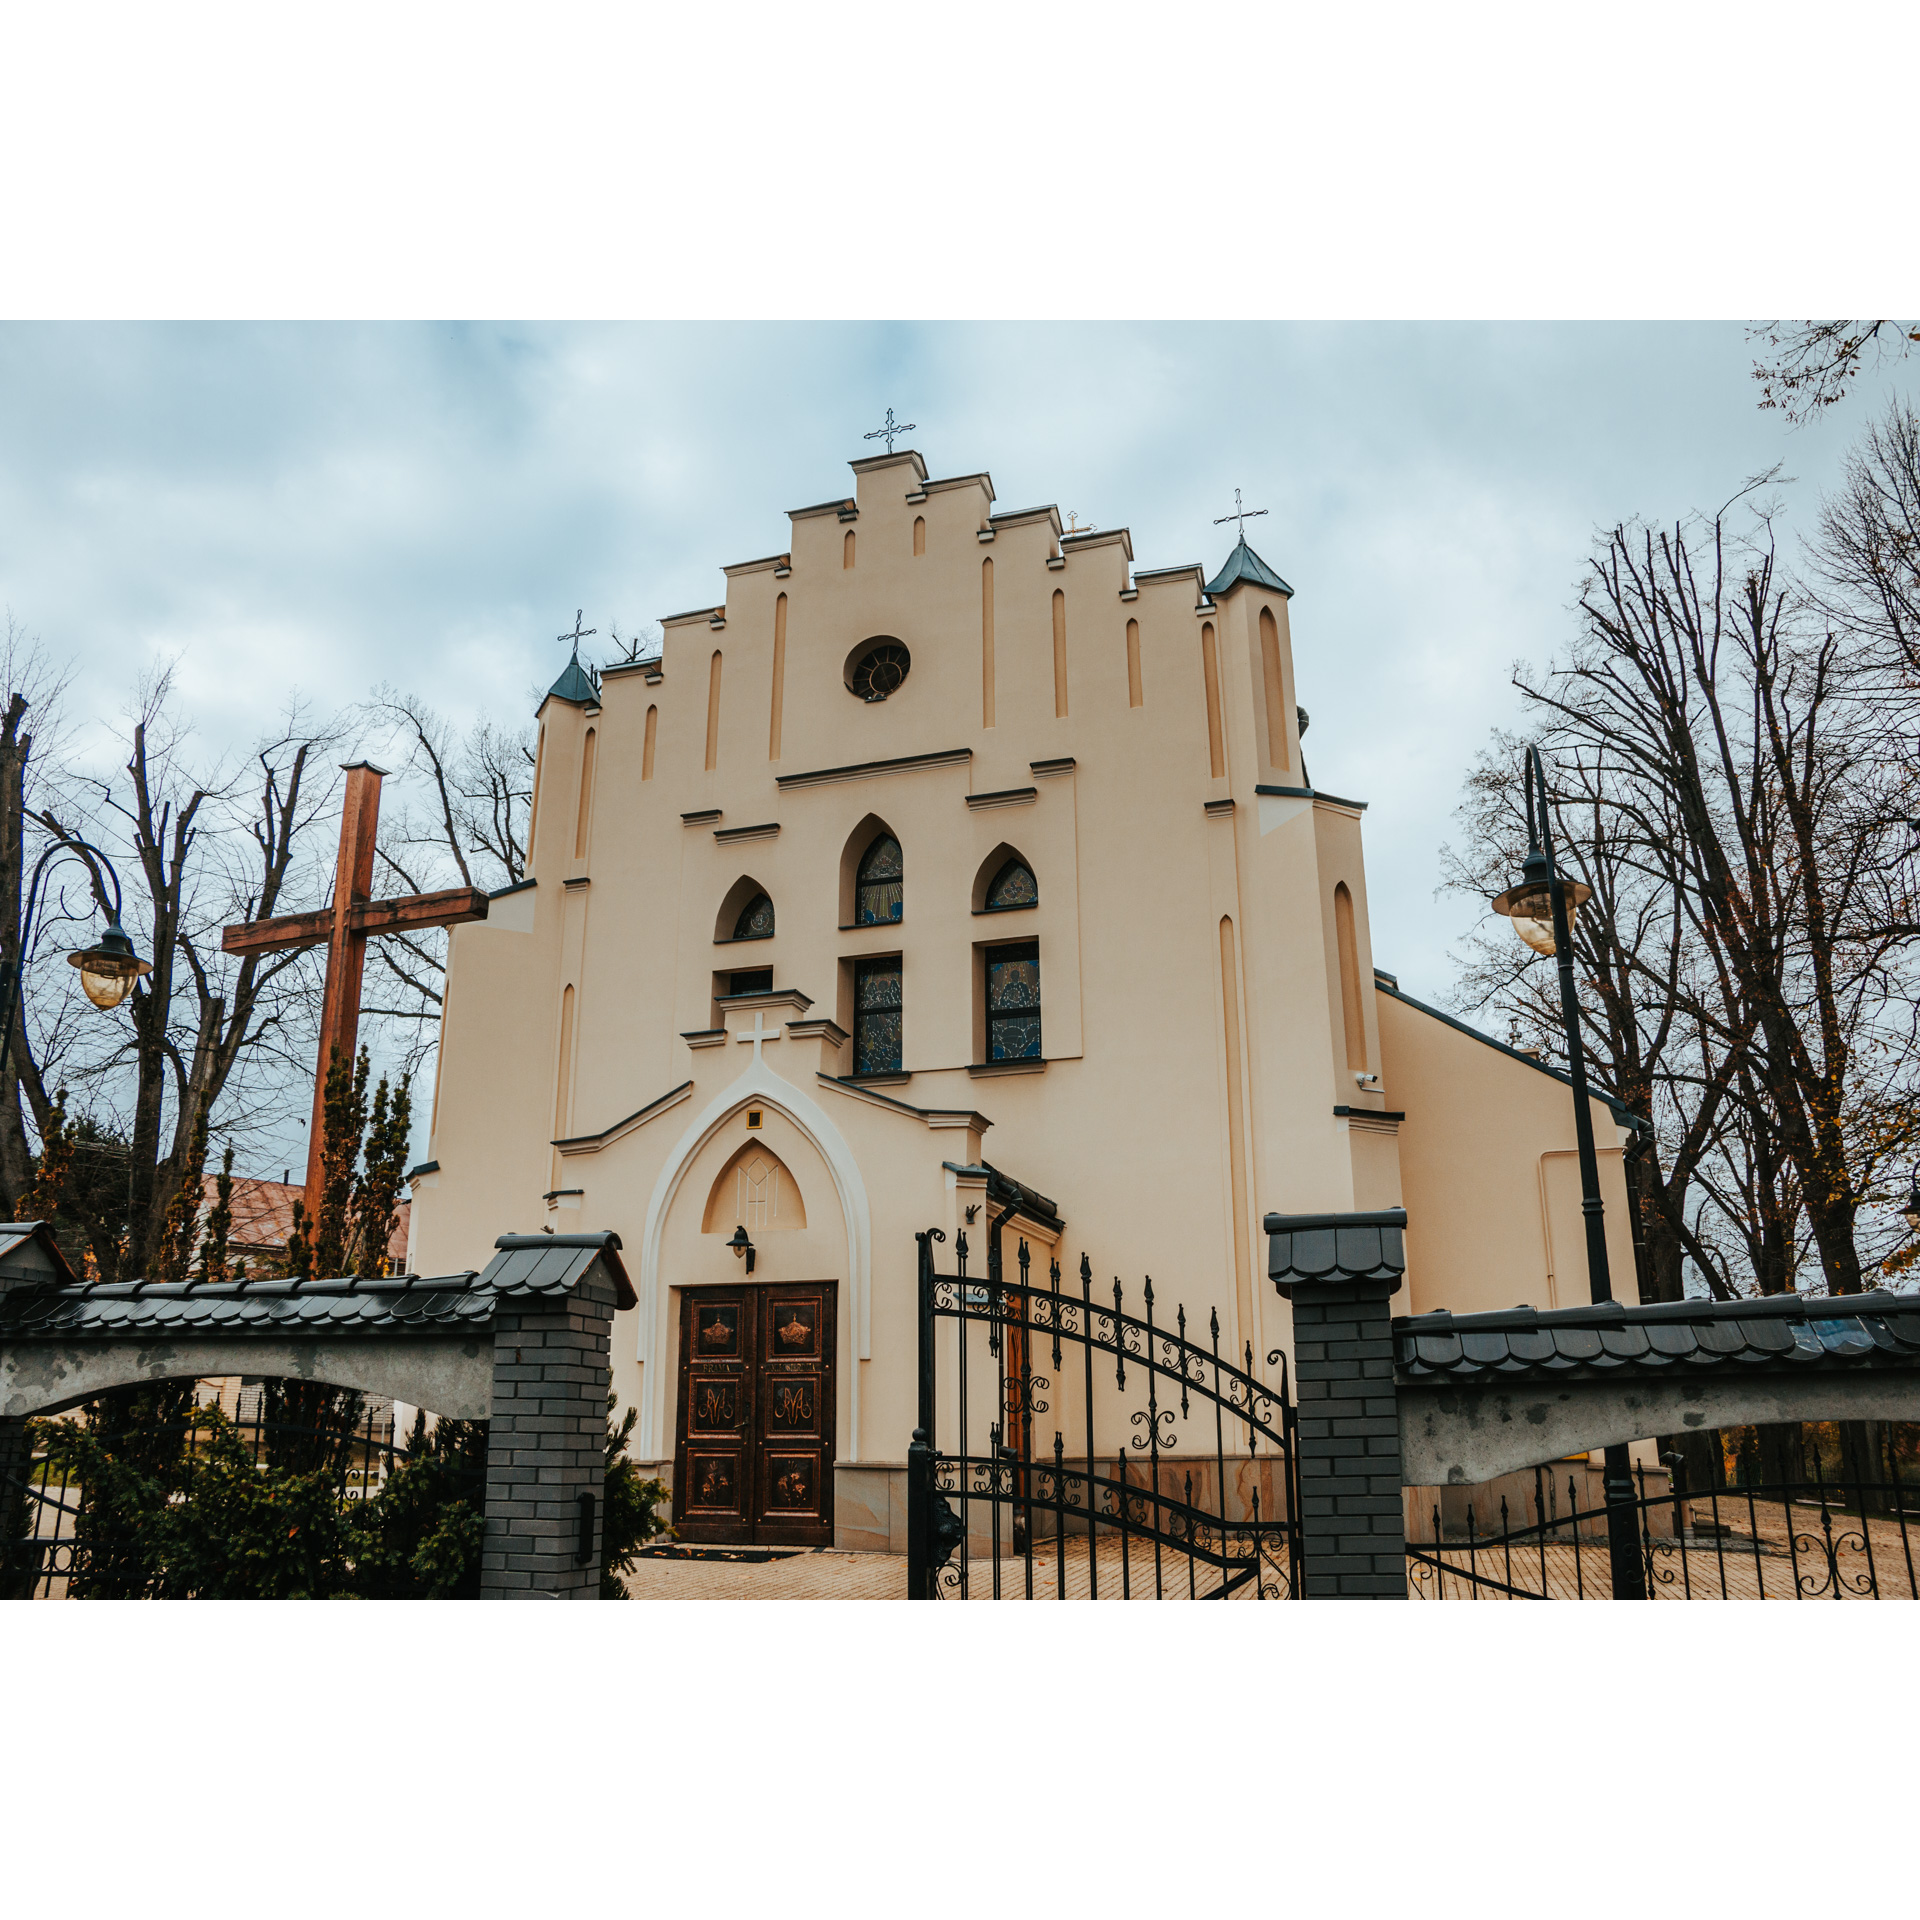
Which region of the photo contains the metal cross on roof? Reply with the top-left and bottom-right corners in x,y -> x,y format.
557,608 -> 596,662
1064,511 -> 1097,535
864,407 -> 916,454
1213,488 -> 1269,543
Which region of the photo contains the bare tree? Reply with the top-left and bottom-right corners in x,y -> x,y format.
25,668 -> 345,1279
1750,321 -> 1920,423
1450,487 -> 1919,1303
0,616 -> 80,1213
1446,732 -> 1750,1308
352,688 -> 533,1078
1813,395 -> 1920,683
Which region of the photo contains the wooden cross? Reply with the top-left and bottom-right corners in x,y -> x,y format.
222,762 -> 489,1200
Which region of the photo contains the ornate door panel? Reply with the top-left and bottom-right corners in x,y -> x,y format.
754,1283 -> 836,1548
673,1282 -> 837,1547
674,1289 -> 755,1542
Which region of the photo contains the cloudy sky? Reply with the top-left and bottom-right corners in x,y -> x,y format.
1,321 -> 1908,1162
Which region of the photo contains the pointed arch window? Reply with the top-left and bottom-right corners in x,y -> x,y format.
855,834 -> 903,925
734,891 -> 775,941
983,858 -> 1038,912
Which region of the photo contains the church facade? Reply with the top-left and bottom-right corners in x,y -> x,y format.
409,446 -> 1641,1549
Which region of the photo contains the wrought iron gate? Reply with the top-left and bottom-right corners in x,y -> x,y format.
908,1224 -> 1301,1599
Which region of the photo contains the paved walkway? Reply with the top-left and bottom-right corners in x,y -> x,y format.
616,1536 -> 1290,1600
618,1547 -> 909,1600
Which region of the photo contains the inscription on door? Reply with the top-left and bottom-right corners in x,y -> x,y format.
673,1282 -> 836,1547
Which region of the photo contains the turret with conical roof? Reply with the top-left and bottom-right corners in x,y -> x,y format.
1205,536 -> 1293,600
545,651 -> 600,709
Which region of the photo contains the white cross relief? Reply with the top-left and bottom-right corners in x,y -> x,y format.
738,1008 -> 782,1062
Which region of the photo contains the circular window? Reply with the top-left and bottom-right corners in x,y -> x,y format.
847,639 -> 911,703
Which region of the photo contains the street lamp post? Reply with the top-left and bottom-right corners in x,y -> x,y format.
0,836 -> 152,1084
1492,745 -> 1648,1601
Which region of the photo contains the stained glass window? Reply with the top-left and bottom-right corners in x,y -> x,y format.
853,955 -> 903,1075
734,891 -> 775,940
986,942 -> 1041,1061
983,858 -> 1038,912
728,968 -> 772,997
856,835 -> 903,926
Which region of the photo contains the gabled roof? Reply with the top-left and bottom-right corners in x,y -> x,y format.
0,1221 -> 77,1287
1205,537 -> 1294,599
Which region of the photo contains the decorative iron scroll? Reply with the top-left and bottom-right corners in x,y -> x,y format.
909,1225 -> 1300,1600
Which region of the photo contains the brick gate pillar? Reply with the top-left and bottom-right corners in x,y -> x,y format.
1266,1209 -> 1408,1599
0,1414 -> 32,1597
476,1231 -> 635,1601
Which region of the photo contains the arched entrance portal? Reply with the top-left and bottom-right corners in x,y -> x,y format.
649,1089 -> 855,1546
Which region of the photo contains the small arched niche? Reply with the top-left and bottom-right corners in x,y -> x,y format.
971,843 -> 1039,914
838,814 -> 903,926
702,1139 -> 808,1233
715,876 -> 775,944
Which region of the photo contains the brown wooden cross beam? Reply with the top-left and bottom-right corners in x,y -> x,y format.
222,762 -> 489,1200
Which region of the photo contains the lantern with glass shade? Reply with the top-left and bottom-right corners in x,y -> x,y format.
0,834 -> 151,1078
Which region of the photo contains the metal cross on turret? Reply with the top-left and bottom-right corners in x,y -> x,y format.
1214,487 -> 1269,542
557,608 -> 596,663
864,408 -> 916,454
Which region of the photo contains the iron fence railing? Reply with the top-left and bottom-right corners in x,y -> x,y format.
2,1382 -> 486,1599
1408,1433 -> 1920,1600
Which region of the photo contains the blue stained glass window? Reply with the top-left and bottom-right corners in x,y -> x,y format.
986,942 -> 1041,1061
853,955 -> 903,1075
983,859 -> 1038,911
856,835 -> 903,926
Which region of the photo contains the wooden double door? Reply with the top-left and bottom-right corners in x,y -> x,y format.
673,1282 -> 836,1547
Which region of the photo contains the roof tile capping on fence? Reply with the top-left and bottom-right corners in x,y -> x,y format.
0,1229 -> 636,1342
1263,1208 -> 1407,1296
1396,1289 -> 1920,1383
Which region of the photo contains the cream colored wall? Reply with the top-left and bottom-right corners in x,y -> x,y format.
413,445 -> 1584,1494
1376,985 -> 1641,1318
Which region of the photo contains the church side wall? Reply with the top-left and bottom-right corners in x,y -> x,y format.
1377,988 -> 1638,1317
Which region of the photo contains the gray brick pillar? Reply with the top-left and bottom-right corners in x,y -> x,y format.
0,1414 -> 32,1599
477,1232 -> 632,1601
1267,1209 -> 1408,1599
